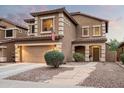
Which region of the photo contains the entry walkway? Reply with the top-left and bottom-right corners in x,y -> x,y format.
47,62 -> 97,86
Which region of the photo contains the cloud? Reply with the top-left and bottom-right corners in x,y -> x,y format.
5,5 -> 48,26
106,17 -> 124,42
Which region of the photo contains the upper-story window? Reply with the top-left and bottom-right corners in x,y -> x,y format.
82,26 -> 89,37
92,25 -> 101,36
41,16 -> 55,34
5,29 -> 14,38
30,25 -> 35,34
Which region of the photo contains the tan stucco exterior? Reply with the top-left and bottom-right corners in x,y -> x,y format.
0,29 -> 5,40
72,15 -> 105,38
60,13 -> 77,61
0,8 -> 108,63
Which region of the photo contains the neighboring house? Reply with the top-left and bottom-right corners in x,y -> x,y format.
117,42 -> 124,61
0,7 -> 109,63
0,17 -> 28,62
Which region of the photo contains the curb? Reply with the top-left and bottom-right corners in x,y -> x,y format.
115,62 -> 124,69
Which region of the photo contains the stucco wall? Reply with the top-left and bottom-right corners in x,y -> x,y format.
72,15 -> 106,39
0,29 -> 5,40
60,13 -> 77,62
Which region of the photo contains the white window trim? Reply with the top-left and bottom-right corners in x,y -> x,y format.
82,26 -> 90,37
92,25 -> 101,36
5,28 -> 16,38
29,24 -> 35,34
40,16 -> 55,34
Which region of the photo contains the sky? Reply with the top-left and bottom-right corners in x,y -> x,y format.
0,5 -> 124,42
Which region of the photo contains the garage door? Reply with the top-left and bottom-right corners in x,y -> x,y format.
21,45 -> 54,63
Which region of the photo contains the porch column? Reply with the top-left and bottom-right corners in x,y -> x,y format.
100,44 -> 106,61
85,45 -> 90,61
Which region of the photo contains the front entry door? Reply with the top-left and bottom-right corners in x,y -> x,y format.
93,48 -> 99,61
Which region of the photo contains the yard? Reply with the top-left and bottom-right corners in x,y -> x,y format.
0,62 -> 124,88
79,62 -> 124,88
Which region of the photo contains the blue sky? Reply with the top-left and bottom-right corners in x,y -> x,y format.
0,5 -> 124,42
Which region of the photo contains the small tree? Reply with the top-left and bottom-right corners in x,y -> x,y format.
108,39 -> 120,51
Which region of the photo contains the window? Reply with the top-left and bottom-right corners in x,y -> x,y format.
19,30 -> 22,33
5,29 -> 14,38
82,26 -> 89,37
42,18 -> 53,33
93,25 -> 101,36
30,25 -> 35,33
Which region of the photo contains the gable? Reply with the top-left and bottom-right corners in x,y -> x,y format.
72,15 -> 103,26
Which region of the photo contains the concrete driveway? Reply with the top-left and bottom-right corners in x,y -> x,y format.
0,62 -> 97,88
0,63 -> 45,79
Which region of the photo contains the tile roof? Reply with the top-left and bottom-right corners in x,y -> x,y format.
72,37 -> 107,44
0,17 -> 28,30
0,35 -> 63,44
0,24 -> 6,28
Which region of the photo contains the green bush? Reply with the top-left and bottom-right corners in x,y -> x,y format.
120,53 -> 124,64
44,50 -> 64,68
73,52 -> 85,62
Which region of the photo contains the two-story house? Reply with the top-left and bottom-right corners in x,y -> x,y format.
0,17 -> 27,62
0,7 -> 108,63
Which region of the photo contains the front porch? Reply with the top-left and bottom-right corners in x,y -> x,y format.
72,43 -> 106,62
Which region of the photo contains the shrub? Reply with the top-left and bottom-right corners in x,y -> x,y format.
73,52 -> 85,62
120,53 -> 124,64
44,50 -> 64,68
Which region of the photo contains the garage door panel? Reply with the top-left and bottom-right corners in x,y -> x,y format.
22,46 -> 54,63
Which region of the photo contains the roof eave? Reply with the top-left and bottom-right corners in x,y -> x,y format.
30,7 -> 78,26
0,18 -> 28,30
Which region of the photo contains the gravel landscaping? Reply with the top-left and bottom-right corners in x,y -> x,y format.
66,62 -> 89,65
0,63 -> 12,66
79,62 -> 124,88
5,66 -> 74,82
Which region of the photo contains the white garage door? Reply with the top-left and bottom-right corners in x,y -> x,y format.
21,45 -> 54,63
